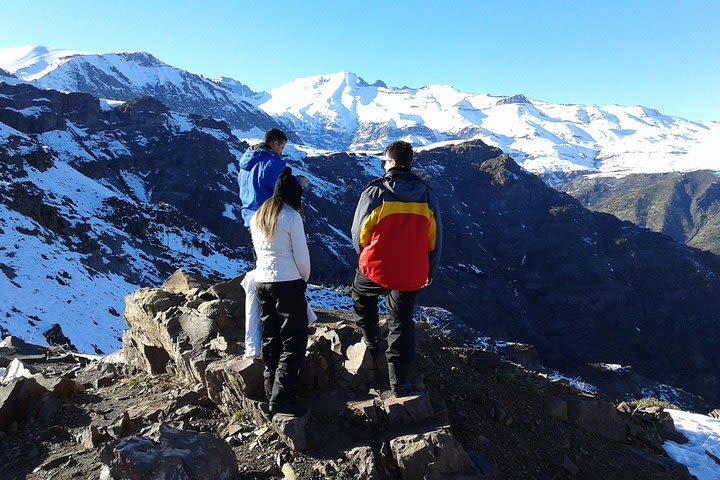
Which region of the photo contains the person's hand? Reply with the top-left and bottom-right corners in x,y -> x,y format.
423,277 -> 433,288
297,175 -> 308,188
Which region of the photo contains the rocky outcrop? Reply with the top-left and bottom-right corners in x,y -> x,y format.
0,353 -> 79,431
121,270 -> 245,380
118,270 -> 484,476
43,323 -> 78,352
0,272 -> 699,479
99,424 -> 238,480
390,427 -> 478,480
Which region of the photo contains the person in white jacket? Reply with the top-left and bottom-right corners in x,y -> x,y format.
250,167 -> 310,417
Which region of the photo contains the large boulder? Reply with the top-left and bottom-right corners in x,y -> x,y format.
121,270 -> 245,381
0,376 -> 49,430
204,356 -> 264,411
389,427 -> 479,479
43,323 -> 78,352
161,269 -> 212,294
0,336 -> 47,356
99,424 -> 238,480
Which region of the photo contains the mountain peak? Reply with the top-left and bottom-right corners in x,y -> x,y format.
0,46 -> 89,76
496,93 -> 532,106
113,51 -> 166,68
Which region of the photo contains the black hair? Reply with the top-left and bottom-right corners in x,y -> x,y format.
263,128 -> 288,145
385,140 -> 413,167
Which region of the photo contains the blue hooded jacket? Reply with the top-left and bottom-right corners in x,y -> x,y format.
238,146 -> 287,226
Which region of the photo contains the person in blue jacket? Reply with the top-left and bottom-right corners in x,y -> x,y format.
238,128 -> 306,227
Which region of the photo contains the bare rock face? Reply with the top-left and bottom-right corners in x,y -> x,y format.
545,395 -> 626,442
161,269 -> 213,295
42,323 -> 78,352
121,269 -> 245,381
0,357 -> 78,431
99,424 -> 238,480
35,372 -> 77,398
345,445 -> 388,480
384,394 -> 435,425
204,356 -> 264,411
0,376 -> 48,430
389,427 -> 479,480
272,413 -> 309,452
565,396 -> 626,442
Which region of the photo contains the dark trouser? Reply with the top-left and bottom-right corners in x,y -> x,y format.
256,279 -> 308,410
351,269 -> 419,389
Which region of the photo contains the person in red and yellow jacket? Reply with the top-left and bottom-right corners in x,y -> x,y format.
350,140 -> 443,395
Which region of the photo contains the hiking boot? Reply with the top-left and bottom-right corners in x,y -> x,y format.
388,361 -> 425,396
270,403 -> 309,418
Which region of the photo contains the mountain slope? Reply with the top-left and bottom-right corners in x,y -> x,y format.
0,46 -> 296,139
0,82 -> 252,353
561,171 -> 720,254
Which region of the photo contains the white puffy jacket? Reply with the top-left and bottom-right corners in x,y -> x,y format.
250,205 -> 311,283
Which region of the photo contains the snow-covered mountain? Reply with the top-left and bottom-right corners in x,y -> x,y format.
254,71 -> 720,179
3,47 -> 718,180
0,84 -> 254,353
0,46 -> 293,138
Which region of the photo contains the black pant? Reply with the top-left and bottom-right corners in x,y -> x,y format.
351,269 -> 418,385
256,279 -> 308,410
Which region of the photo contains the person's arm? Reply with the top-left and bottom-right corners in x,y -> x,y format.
428,189 -> 443,280
290,212 -> 311,282
351,186 -> 380,254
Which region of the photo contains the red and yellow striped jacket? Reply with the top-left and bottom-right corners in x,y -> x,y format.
351,167 -> 443,291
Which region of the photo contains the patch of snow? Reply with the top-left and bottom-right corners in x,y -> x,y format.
0,358 -> 34,385
231,127 -> 264,141
0,203 -> 136,353
102,350 -> 127,364
305,284 -> 353,311
3,105 -> 50,117
119,170 -> 150,203
640,384 -> 688,405
596,363 -> 629,372
223,203 -> 238,220
548,371 -> 599,394
166,113 -> 194,134
99,99 -> 124,111
664,409 -> 720,480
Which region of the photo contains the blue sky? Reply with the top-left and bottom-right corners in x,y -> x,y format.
2,0 -> 719,120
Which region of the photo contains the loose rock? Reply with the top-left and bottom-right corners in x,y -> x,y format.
100,424 -> 238,480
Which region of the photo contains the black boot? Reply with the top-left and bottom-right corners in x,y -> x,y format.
388,361 -> 424,396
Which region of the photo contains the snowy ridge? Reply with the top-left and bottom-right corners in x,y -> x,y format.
3,48 -> 718,178
256,71 -> 720,178
0,46 -> 88,79
0,46 -> 288,136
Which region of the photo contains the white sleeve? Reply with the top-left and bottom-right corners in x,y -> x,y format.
290,212 -> 311,282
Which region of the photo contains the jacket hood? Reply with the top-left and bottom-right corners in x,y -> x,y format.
381,168 -> 431,202
239,147 -> 278,171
